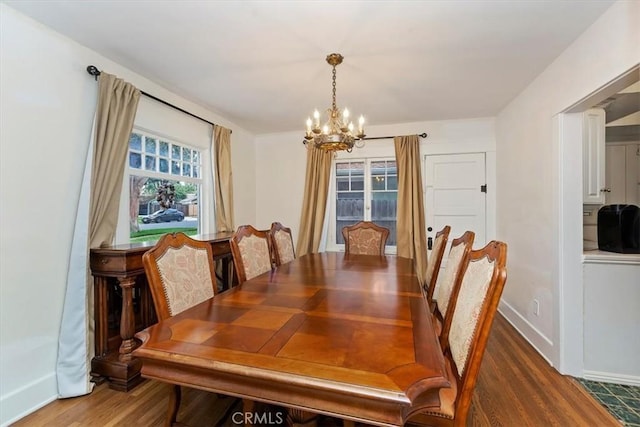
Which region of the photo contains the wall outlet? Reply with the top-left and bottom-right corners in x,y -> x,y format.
533,299 -> 540,316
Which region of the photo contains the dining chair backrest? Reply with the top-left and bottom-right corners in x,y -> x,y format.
425,225 -> 451,301
269,222 -> 296,266
408,240 -> 507,427
431,231 -> 475,329
342,221 -> 390,256
230,225 -> 273,284
142,232 -> 217,320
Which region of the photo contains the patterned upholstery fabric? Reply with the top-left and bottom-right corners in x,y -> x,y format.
347,228 -> 383,255
274,229 -> 295,264
449,256 -> 494,376
425,233 -> 445,287
155,245 -> 215,316
433,242 -> 466,316
238,234 -> 272,280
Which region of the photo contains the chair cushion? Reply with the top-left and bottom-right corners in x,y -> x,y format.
425,233 -> 445,287
449,256 -> 494,376
156,245 -> 215,316
432,242 -> 466,317
238,234 -> 272,280
348,228 -> 383,255
274,229 -> 295,264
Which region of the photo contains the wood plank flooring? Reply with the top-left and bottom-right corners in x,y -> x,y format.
11,314 -> 620,426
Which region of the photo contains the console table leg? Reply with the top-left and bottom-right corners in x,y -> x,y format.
94,276 -> 109,357
118,277 -> 136,361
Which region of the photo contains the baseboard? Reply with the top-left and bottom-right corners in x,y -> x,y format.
0,372 -> 57,427
583,370 -> 640,387
498,300 -> 554,366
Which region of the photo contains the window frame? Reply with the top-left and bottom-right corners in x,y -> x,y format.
327,157 -> 398,254
115,127 -> 206,244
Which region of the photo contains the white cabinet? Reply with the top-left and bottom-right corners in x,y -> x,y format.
582,108 -> 606,204
606,143 -> 640,205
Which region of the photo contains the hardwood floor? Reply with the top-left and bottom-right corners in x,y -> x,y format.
12,314 -> 619,426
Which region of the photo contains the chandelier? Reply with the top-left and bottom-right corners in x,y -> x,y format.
304,53 -> 365,152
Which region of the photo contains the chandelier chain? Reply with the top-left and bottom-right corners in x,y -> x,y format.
332,65 -> 337,112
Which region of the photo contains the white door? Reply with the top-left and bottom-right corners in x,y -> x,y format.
425,153 -> 487,256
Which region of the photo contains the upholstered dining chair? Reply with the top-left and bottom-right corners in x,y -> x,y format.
143,232 -> 237,425
230,225 -> 273,284
430,231 -> 475,336
425,225 -> 451,301
269,222 -> 296,266
342,221 -> 390,255
142,232 -> 217,320
407,241 -> 508,427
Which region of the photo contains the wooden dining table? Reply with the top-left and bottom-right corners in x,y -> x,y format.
133,252 -> 449,426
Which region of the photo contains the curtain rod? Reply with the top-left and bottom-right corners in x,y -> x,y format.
86,65 -> 230,132
361,132 -> 427,141
301,132 -> 427,145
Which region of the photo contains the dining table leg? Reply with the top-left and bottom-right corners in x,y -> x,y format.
287,408 -> 318,427
166,385 -> 181,427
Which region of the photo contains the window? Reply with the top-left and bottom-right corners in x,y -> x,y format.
127,130 -> 202,243
330,158 -> 397,251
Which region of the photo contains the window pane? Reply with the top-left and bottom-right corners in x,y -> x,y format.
371,191 -> 397,245
172,160 -> 180,175
183,148 -> 191,162
129,152 -> 142,169
145,138 -> 157,154
130,177 -> 200,244
351,166 -> 364,175
129,133 -> 142,151
337,178 -> 349,191
351,177 -> 364,191
159,158 -> 169,173
182,163 -> 191,177
371,175 -> 385,190
336,193 -> 364,244
159,141 -> 169,157
172,145 -> 181,160
193,165 -> 199,178
387,175 -> 398,190
371,161 -> 386,170
144,155 -> 156,171
193,151 -> 199,164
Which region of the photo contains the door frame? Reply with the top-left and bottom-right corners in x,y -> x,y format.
555,65 -> 639,375
421,143 -> 496,250
424,152 -> 488,249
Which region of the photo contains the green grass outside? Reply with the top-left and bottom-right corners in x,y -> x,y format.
130,227 -> 198,243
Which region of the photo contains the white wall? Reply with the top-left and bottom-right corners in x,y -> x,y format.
255,118 -> 496,247
495,0 -> 640,371
0,5 -> 256,425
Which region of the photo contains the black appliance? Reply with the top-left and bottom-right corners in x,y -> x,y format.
597,204 -> 640,254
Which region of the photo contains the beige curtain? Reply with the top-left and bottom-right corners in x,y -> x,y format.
57,72 -> 139,397
394,135 -> 428,285
90,73 -> 141,247
213,125 -> 234,232
296,147 -> 333,256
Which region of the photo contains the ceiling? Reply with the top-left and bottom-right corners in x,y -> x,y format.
3,0 -> 617,135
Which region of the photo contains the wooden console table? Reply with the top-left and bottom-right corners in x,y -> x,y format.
89,232 -> 234,391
